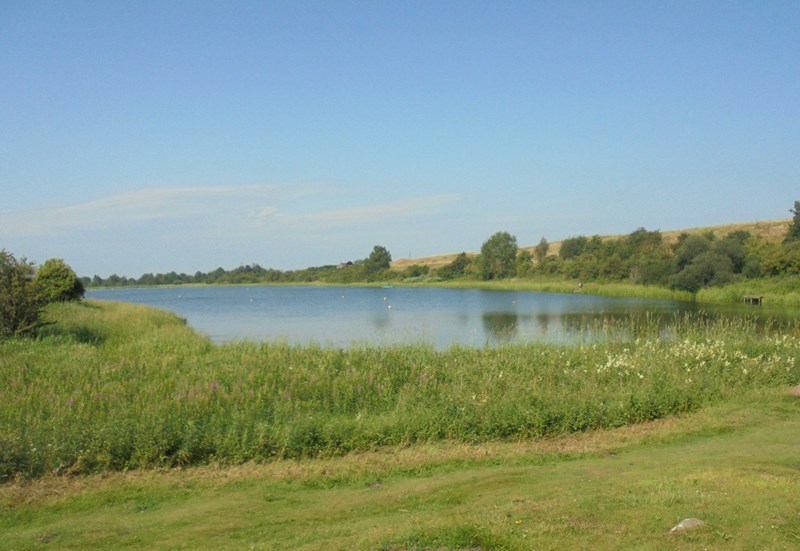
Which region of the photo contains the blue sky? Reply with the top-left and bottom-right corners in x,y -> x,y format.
2,1 -> 799,277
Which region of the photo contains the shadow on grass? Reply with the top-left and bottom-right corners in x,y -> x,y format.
381,523 -> 511,551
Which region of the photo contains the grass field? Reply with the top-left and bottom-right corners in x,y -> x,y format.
1,299 -> 799,549
1,392 -> 799,550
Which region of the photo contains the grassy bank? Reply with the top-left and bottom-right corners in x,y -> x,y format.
1,300 -> 798,481
2,392 -> 799,549
696,277 -> 800,308
414,277 -> 695,301
400,275 -> 800,308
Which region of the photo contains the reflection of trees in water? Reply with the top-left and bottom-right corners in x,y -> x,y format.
482,312 -> 519,342
371,312 -> 390,331
520,312 -> 677,343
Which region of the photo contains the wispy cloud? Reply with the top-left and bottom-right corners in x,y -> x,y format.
1,185 -> 462,247
300,194 -> 461,227
253,194 -> 463,231
0,184 -> 323,238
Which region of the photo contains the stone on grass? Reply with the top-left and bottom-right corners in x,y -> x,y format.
669,517 -> 706,534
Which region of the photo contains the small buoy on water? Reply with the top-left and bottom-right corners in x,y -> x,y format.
387,305 -> 392,309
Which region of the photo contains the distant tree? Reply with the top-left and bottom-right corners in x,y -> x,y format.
713,236 -> 747,273
480,231 -> 518,280
438,252 -> 471,280
515,250 -> 533,277
673,235 -> 711,271
741,254 -> 762,278
629,252 -> 672,285
534,237 -> 549,264
0,251 -> 45,338
784,200 -> 800,243
364,245 -> 392,273
671,251 -> 734,294
559,236 -> 588,260
402,264 -> 429,278
624,228 -> 664,256
34,258 -> 84,302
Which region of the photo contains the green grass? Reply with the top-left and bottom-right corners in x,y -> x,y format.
1,392 -> 799,550
1,300 -> 800,549
405,277 -> 696,301
697,276 -> 800,308
1,300 -> 798,481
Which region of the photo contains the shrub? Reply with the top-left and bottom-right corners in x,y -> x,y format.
34,258 -> 85,302
0,251 -> 45,338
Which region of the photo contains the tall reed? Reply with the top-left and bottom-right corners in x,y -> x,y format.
1,300 -> 797,479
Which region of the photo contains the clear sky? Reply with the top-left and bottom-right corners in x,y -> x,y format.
2,1 -> 799,277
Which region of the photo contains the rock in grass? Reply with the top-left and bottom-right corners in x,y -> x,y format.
669,518 -> 706,534
789,385 -> 800,397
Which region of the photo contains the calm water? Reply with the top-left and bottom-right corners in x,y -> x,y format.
87,285 -> 772,349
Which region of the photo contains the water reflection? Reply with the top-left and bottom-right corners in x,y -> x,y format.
482,312 -> 520,343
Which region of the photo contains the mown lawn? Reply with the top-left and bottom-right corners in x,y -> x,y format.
1,392 -> 799,550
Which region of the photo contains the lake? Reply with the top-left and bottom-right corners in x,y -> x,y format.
87,285 -> 771,349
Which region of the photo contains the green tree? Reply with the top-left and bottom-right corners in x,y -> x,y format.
629,252 -> 671,285
365,245 -> 392,271
0,251 -> 45,338
438,252 -> 471,280
534,237 -> 549,264
480,231 -> 518,280
515,250 -> 533,277
402,264 -> 429,278
559,236 -> 588,260
671,251 -> 734,294
784,200 -> 800,243
33,258 -> 85,302
673,234 -> 711,271
713,236 -> 747,273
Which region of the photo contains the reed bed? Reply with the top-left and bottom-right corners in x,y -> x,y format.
1,300 -> 798,480
428,278 -> 694,301
696,276 -> 800,307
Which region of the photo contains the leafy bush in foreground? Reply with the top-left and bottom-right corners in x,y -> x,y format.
0,251 -> 44,338
34,258 -> 85,303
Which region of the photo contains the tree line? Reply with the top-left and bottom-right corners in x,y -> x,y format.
84,200 -> 800,294
463,200 -> 800,293
85,245 -> 395,287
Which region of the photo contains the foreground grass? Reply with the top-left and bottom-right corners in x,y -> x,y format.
1,300 -> 799,480
1,392 -> 799,550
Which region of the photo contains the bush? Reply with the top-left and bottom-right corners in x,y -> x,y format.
34,258 -> 85,302
0,251 -> 45,338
